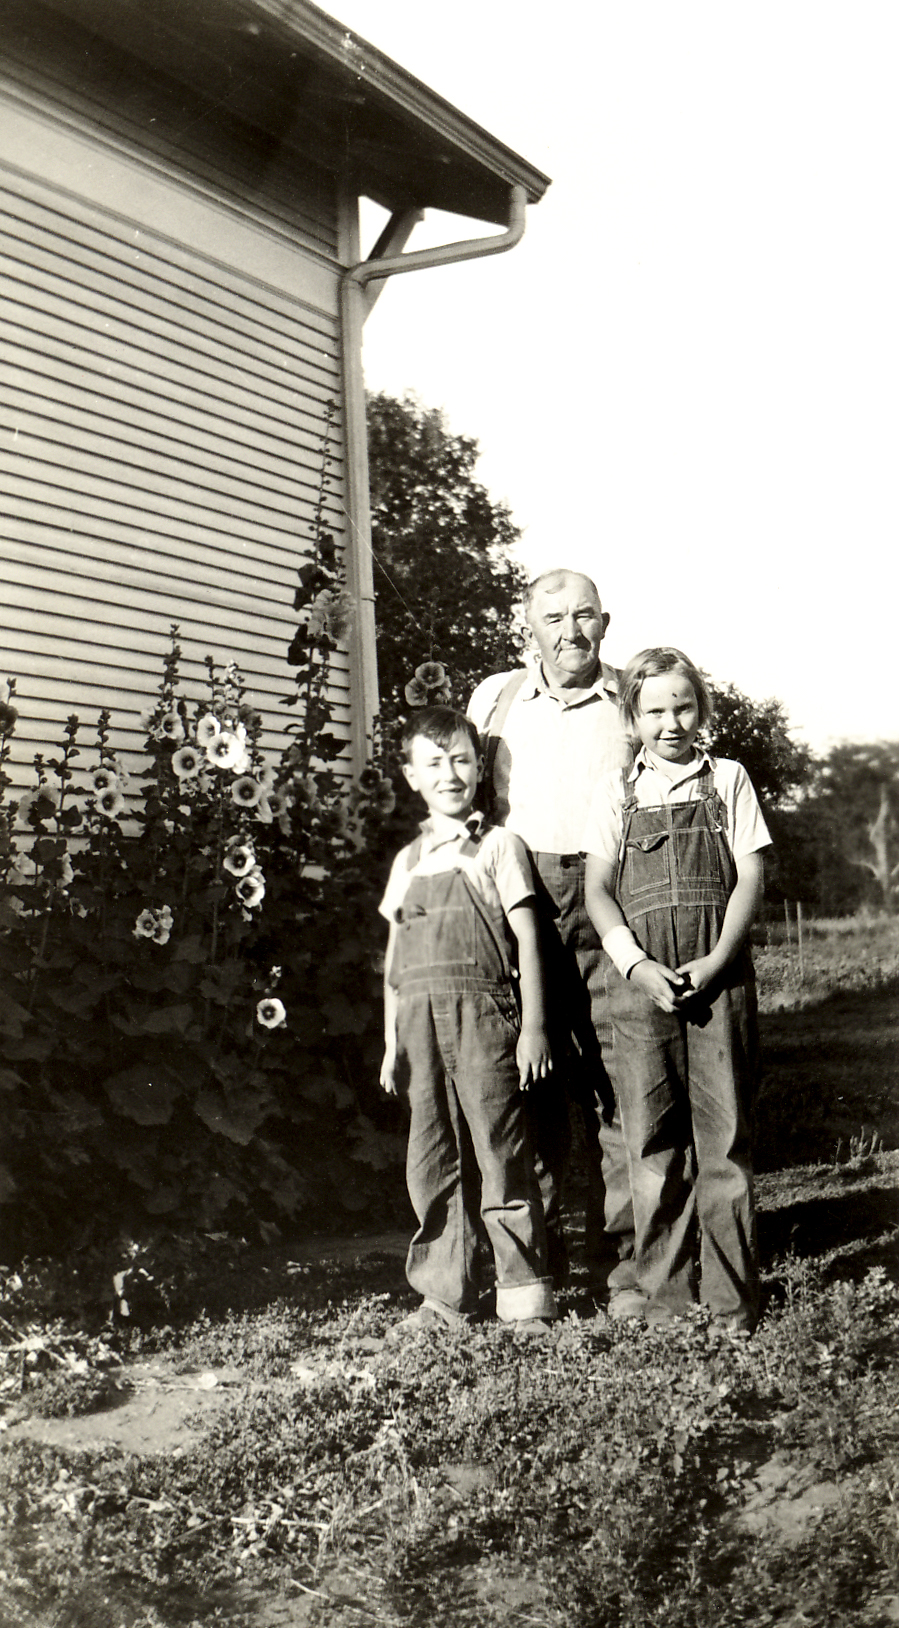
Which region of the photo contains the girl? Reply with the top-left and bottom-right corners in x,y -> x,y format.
583,648 -> 772,1335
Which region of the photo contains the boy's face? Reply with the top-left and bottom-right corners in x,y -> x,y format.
402,729 -> 482,820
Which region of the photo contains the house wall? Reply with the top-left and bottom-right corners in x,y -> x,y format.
0,13 -> 358,801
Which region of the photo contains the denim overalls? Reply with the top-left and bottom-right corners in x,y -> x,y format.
607,765 -> 760,1324
392,834 -> 555,1322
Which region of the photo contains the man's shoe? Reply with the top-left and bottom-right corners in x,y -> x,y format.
508,1317 -> 556,1339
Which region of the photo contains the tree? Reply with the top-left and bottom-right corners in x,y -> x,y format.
814,741 -> 899,912
367,391 -> 528,726
704,681 -> 815,810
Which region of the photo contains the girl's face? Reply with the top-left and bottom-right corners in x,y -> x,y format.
636,673 -> 701,764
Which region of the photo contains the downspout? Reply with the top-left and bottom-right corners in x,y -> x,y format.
340,183 -> 527,771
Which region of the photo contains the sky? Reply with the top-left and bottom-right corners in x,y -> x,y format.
331,2 -> 898,752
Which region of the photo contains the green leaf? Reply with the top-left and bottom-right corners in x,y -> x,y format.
194,1088 -> 272,1145
0,989 -> 32,1039
103,1065 -> 180,1125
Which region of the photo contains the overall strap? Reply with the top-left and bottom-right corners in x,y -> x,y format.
479,669 -> 529,819
697,758 -> 729,835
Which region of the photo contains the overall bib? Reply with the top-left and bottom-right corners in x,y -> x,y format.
393,850 -> 555,1322
608,767 -> 760,1323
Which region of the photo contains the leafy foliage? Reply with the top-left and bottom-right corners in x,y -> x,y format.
704,681 -> 815,810
367,390 -> 528,727
0,533 -> 406,1254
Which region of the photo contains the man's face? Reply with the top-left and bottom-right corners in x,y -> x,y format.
527,574 -> 609,688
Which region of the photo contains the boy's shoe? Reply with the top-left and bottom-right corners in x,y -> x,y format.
507,1317 -> 556,1339
606,1288 -> 648,1323
386,1300 -> 471,1343
709,1311 -> 755,1341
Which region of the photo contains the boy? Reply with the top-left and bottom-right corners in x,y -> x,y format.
380,707 -> 557,1337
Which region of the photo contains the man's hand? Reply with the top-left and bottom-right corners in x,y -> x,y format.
629,960 -> 688,1013
517,1026 -> 552,1091
379,1050 -> 398,1097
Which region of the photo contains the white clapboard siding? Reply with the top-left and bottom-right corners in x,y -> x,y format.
0,140 -> 354,803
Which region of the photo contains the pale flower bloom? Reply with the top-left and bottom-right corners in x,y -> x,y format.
235,867 -> 265,908
231,775 -> 262,808
254,796 -> 273,825
133,909 -> 157,939
256,758 -> 276,790
97,787 -> 126,819
157,712 -> 184,742
172,746 -> 202,778
256,997 -> 286,1030
205,730 -> 243,770
151,905 -> 174,945
91,766 -> 119,794
223,843 -> 256,878
195,714 -> 221,748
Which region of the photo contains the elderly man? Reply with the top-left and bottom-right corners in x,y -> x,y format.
468,569 -> 636,1303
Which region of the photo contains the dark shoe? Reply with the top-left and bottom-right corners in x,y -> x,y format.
386,1301 -> 470,1343
607,1288 -> 648,1323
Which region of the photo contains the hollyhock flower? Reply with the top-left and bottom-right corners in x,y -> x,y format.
16,787 -> 58,826
254,796 -> 273,825
157,712 -> 184,742
357,766 -> 382,792
172,746 -> 202,778
205,730 -> 243,770
256,997 -> 286,1029
256,758 -> 275,790
151,906 -> 174,945
223,843 -> 255,878
404,678 -> 429,706
195,713 -> 221,749
374,785 -> 396,816
415,661 -> 446,689
0,699 -> 18,735
133,909 -> 157,939
97,787 -> 125,818
231,775 -> 262,808
235,867 -> 265,908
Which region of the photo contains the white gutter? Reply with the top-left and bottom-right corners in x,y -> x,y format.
343,183 -> 527,293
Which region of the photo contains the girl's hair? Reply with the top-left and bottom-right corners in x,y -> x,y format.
618,648 -> 713,734
400,706 -> 481,762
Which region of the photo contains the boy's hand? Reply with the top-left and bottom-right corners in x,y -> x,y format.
379,1051 -> 398,1097
629,960 -> 687,1013
516,1026 -> 552,1091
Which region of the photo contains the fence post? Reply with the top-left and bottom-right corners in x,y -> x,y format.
796,900 -> 805,983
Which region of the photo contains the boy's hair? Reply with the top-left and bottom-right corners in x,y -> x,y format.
400,706 -> 481,762
618,648 -> 713,734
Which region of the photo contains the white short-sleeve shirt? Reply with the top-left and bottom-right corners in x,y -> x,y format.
468,660 -> 633,854
379,814 -> 536,925
581,748 -> 772,868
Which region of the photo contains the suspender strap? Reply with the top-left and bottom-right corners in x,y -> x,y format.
479,669 -> 529,820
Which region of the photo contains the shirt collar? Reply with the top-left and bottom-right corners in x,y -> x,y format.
629,745 -> 713,783
419,810 -> 485,850
522,657 -> 620,704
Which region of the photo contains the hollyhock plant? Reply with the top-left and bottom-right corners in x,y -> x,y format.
133,909 -> 157,939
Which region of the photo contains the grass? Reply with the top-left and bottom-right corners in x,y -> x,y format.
0,914 -> 898,1627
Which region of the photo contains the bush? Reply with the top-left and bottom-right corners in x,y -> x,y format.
0,633 -> 407,1256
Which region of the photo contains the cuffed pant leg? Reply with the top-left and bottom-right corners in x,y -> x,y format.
687,984 -> 760,1321
400,994 -> 480,1316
